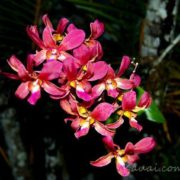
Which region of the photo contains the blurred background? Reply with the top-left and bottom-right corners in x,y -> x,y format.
0,0 -> 180,180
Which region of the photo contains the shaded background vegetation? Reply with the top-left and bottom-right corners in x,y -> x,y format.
0,0 -> 180,180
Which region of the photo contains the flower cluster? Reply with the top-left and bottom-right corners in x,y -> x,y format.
1,14 -> 155,176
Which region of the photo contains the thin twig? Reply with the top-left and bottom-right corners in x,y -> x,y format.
154,34 -> 180,66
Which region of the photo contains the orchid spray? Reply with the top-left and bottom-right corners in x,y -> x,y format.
1,15 -> 155,176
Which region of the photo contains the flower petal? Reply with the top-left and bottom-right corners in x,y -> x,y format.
130,73 -> 141,87
88,61 -> 108,81
116,78 -> 133,90
134,137 -> 156,154
91,103 -> 115,121
102,136 -> 116,152
26,54 -> 34,73
57,17 -> 69,34
26,25 -> 45,49
7,55 -> 28,79
106,117 -> 124,129
63,58 -> 78,81
34,50 -> 47,66
42,81 -> 67,97
107,89 -> 119,98
0,72 -> 19,80
27,89 -> 41,105
116,157 -> 130,177
15,82 -> 29,99
39,60 -> 63,80
90,20 -> 104,39
129,118 -> 143,131
59,29 -> 85,51
73,44 -> 91,65
138,92 -> 152,108
42,26 -> 56,48
122,91 -> 136,110
76,86 -> 92,101
92,83 -> 105,99
75,126 -> 90,139
94,121 -> 115,137
90,153 -> 113,167
42,14 -> 53,28
117,56 -> 131,77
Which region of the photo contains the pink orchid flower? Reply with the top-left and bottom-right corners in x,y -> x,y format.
57,57 -> 109,102
65,102 -> 116,138
92,56 -> 134,99
90,136 -> 155,176
2,55 -> 66,105
117,90 -> 152,131
26,14 -> 85,65
84,19 -> 104,60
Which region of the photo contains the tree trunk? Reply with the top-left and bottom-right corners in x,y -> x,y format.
140,0 -> 179,58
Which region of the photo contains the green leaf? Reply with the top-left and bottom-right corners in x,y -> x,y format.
136,87 -> 166,123
145,102 -> 166,123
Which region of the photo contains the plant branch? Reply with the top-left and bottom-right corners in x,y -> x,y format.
154,34 -> 180,66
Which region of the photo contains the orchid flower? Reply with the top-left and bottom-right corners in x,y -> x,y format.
1,55 -> 66,105
117,90 -> 152,131
65,102 -> 116,138
90,136 -> 155,176
92,56 -> 134,99
57,57 -> 109,102
26,14 -> 85,66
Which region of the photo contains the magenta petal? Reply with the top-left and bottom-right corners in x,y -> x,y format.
42,14 -> 53,28
88,61 -> 108,81
57,17 -> 69,34
70,118 -> 81,130
106,117 -> 124,129
134,137 -> 156,154
122,91 -> 136,110
0,72 -> 19,80
15,82 -> 29,99
27,89 -> 41,105
8,55 -> 28,79
75,126 -> 90,139
90,19 -> 104,39
91,102 -> 115,121
26,26 -> 45,49
102,136 -> 116,152
116,78 -> 133,90
117,56 -> 131,77
92,83 -> 105,99
130,73 -> 141,87
116,157 -> 130,176
73,44 -> 90,65
42,26 -> 56,48
60,99 -> 75,115
129,118 -> 143,131
90,153 -> 113,167
67,23 -> 78,32
26,54 -> 34,73
34,50 -> 47,66
76,87 -> 92,101
42,81 -> 67,97
39,60 -> 62,80
94,122 -> 115,137
63,58 -> 78,81
59,29 -> 85,51
127,154 -> 139,164
138,92 -> 152,108
107,89 -> 119,98
124,142 -> 135,154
